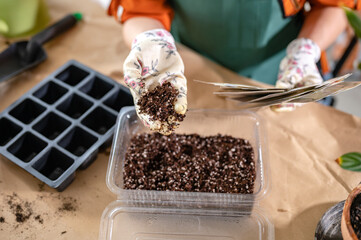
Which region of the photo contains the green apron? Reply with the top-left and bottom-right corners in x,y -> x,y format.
170,0 -> 303,85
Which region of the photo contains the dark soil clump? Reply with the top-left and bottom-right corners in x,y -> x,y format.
38,182 -> 45,192
34,215 -> 43,224
124,133 -> 256,193
351,193 -> 361,239
55,195 -> 77,213
137,82 -> 185,133
1,192 -> 78,231
6,193 -> 33,223
58,202 -> 76,212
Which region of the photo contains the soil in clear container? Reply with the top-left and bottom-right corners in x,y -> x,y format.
124,132 -> 256,194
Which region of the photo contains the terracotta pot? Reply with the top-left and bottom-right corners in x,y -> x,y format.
341,183 -> 361,240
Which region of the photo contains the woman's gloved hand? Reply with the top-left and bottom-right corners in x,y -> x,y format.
272,38 -> 323,112
123,29 -> 187,133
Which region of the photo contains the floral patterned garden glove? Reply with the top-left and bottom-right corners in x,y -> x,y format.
272,38 -> 323,112
123,29 -> 187,133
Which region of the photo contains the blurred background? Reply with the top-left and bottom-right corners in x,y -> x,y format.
328,29 -> 361,117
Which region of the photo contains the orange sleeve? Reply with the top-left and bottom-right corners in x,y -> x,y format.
309,0 -> 361,9
281,0 -> 361,17
320,51 -> 330,75
107,0 -> 174,31
281,0 -> 306,17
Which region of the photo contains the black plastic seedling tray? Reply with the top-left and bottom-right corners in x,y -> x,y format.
0,60 -> 133,191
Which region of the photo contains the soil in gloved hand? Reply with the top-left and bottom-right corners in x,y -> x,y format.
137,82 -> 185,134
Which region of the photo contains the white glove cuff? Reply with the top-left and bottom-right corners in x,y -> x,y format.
132,29 -> 176,49
286,38 -> 321,63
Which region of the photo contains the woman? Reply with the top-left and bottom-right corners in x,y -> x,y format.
108,0 -> 357,133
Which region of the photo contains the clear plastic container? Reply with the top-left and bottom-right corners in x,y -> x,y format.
106,107 -> 269,208
99,202 -> 274,240
100,107 -> 273,239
